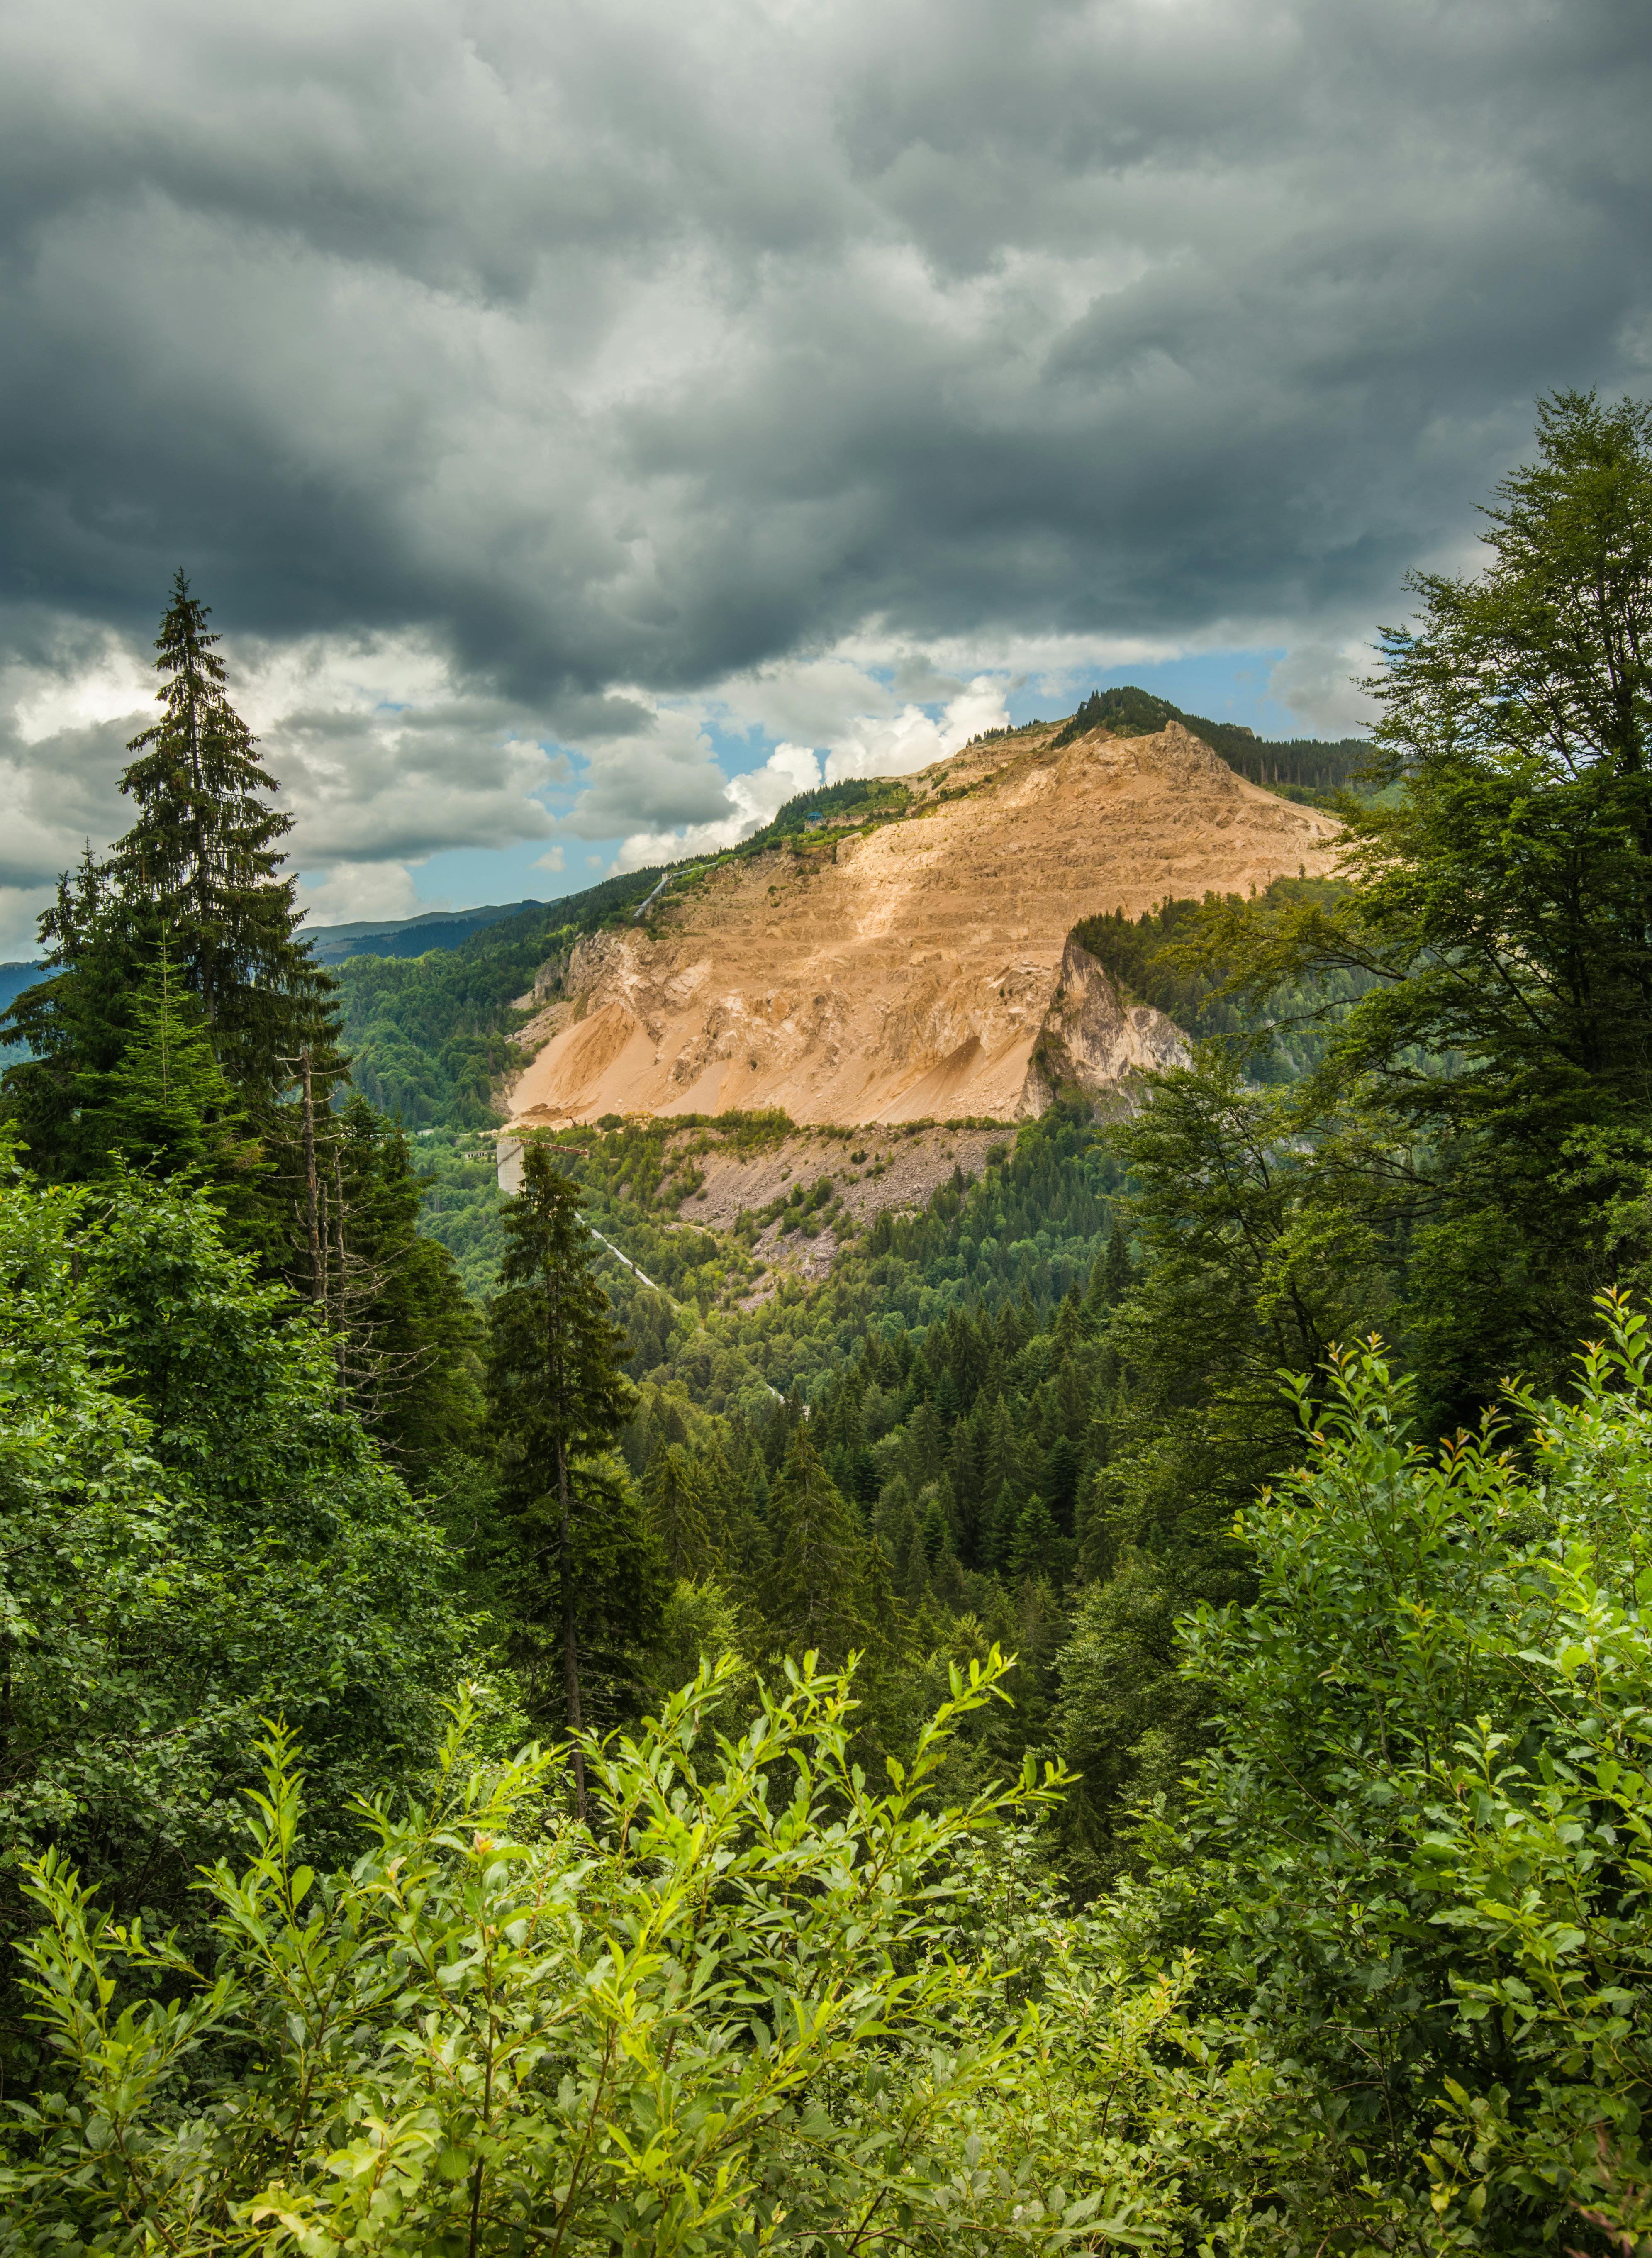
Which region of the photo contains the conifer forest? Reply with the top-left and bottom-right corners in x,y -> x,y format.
6,390 -> 1652,2253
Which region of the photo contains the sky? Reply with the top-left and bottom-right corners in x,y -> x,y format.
2,0 -> 1650,955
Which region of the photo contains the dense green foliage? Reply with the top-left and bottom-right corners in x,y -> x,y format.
12,394 -> 1652,2254
1184,388 -> 1652,1423
0,1146 -> 469,2085
21,1329 -> 1652,2251
1148,1307 -> 1652,2246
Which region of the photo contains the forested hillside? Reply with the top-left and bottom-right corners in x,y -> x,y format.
332,870 -> 665,1125
1050,682 -> 1371,799
5,392 -> 1652,2254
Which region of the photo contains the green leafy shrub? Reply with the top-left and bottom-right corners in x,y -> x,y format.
0,1655 -> 1117,2258
1156,1296 -> 1652,2248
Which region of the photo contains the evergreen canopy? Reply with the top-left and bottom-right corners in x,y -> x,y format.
114,570 -> 338,1093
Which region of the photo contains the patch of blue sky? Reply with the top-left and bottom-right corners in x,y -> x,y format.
392,645 -> 1342,914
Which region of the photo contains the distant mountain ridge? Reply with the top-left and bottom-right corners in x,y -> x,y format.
300,897 -> 546,963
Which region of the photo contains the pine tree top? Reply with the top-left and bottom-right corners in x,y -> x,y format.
119,570 -> 292,875
108,572 -> 339,1093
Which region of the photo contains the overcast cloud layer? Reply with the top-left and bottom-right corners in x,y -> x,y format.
2,0 -> 1650,950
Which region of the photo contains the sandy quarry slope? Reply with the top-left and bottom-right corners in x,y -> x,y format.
505,718 -> 1342,1130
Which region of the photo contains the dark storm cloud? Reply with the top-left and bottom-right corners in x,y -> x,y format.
0,0 -> 1648,951
2,0 -> 1647,702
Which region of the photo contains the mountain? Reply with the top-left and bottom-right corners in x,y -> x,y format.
505,713 -> 1342,1131
3,693 -> 1357,1123
301,897 -> 546,963
0,962 -> 45,1014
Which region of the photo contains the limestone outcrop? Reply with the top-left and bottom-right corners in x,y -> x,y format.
504,717 -> 1339,1130
1022,935 -> 1189,1114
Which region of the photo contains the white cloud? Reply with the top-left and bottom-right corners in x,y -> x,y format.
295,862 -> 424,928
9,634 -> 151,745
1267,641 -> 1381,737
824,675 -> 1009,782
729,741 -> 821,822
534,844 -> 566,873
605,740 -> 820,872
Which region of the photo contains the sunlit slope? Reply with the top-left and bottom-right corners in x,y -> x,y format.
507,719 -> 1342,1129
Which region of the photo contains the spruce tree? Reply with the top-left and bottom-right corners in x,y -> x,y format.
642,1442 -> 717,1581
902,1397 -> 945,1490
919,1491 -> 950,1563
1011,1492 -> 1065,1588
3,576 -> 338,1192
324,1097 -> 483,1480
113,571 -> 338,1096
1041,1434 -> 1084,1533
763,1421 -> 867,1665
975,1393 -> 1019,1551
899,1523 -> 932,1607
485,1142 -> 638,1812
1099,1221 -> 1132,1310
76,934 -> 267,1241
947,1421 -> 982,1563
987,1478 -> 1021,1575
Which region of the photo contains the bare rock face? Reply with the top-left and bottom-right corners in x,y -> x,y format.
1021,936 -> 1189,1115
506,719 -> 1339,1130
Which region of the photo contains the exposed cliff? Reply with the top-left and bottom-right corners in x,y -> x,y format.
505,716 -> 1340,1129
1023,934 -> 1189,1113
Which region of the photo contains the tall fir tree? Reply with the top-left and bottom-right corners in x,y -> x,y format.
763,1420 -> 867,1667
322,1096 -> 483,1481
642,1442 -> 718,1581
485,1141 -> 647,1812
73,932 -> 270,1245
2,578 -> 338,1190
113,571 -> 339,1095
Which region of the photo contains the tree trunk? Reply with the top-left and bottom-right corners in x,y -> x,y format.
185,661 -> 214,1027
300,1047 -> 324,1313
557,1435 -> 587,1821
332,1142 -> 350,1407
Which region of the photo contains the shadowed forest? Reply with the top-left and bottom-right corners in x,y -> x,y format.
4,391 -> 1652,2253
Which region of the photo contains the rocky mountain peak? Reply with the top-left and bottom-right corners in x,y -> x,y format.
505,719 -> 1339,1131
